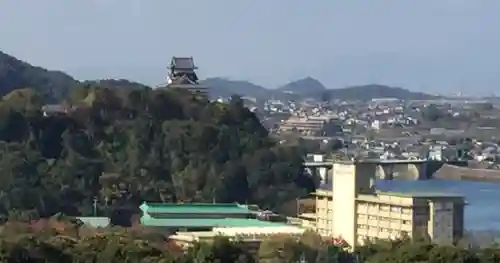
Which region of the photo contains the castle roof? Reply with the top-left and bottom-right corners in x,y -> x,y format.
170,57 -> 197,70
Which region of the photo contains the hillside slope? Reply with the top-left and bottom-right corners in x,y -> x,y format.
200,77 -> 272,99
277,77 -> 326,95
0,51 -> 78,102
321,84 -> 439,101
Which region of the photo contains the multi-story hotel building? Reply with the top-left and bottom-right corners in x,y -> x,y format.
314,161 -> 465,249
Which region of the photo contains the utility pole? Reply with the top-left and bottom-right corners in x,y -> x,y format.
296,197 -> 300,217
93,197 -> 98,216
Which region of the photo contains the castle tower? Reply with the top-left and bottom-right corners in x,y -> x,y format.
166,57 -> 208,96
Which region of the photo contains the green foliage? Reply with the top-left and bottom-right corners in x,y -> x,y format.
0,220 -> 495,262
0,86 -> 313,219
0,51 -> 78,102
321,84 -> 439,102
422,104 -> 446,121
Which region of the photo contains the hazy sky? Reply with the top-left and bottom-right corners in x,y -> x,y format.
1,1 -> 499,95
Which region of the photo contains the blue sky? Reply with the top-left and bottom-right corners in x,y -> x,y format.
1,1 -> 499,95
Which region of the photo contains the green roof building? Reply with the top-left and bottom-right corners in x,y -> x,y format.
139,202 -> 264,230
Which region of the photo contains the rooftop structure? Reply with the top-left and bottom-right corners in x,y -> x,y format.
139,202 -> 258,230
139,202 -> 252,215
171,225 -> 306,249
169,57 -> 198,71
166,56 -> 207,96
314,161 -> 465,250
141,217 -> 284,228
139,202 -> 306,249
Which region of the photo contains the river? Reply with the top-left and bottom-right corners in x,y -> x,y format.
376,179 -> 500,230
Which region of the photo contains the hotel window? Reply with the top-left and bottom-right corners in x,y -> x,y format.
368,215 -> 377,220
402,220 -> 410,225
402,208 -> 411,214
391,206 -> 402,213
380,205 -> 389,211
357,224 -> 367,229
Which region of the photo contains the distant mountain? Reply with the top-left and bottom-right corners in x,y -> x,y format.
203,79 -> 437,101
200,77 -> 274,99
320,84 -> 440,101
0,51 -> 153,103
0,50 -> 439,103
0,51 -> 78,102
277,77 -> 326,95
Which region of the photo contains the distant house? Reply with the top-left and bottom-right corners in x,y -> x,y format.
77,217 -> 111,228
41,104 -> 79,117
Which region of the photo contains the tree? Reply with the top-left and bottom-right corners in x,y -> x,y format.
422,104 -> 444,121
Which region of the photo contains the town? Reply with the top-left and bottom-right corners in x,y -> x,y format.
33,56 -> 498,256
1,1 -> 500,261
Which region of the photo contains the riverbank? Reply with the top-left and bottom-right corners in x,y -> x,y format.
434,164 -> 500,182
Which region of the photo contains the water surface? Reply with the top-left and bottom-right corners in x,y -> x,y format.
376,179 -> 500,230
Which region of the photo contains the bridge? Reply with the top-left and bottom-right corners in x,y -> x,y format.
304,158 -> 467,183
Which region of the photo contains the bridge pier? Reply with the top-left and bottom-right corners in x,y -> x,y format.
304,159 -> 443,181
306,166 -> 331,185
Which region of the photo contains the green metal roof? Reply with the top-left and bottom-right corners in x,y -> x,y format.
140,217 -> 287,228
139,202 -> 252,215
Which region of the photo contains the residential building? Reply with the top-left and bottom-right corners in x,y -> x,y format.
315,161 -> 465,249
42,104 -> 79,117
279,116 -> 327,135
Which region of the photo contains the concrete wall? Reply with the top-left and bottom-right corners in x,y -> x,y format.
332,163 -> 357,248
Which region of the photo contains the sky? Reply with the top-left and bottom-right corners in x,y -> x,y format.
1,0 -> 499,95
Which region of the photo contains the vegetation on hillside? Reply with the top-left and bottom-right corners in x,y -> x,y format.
0,220 -> 497,262
277,77 -> 326,95
0,85 -> 314,220
200,78 -> 273,99
0,51 -> 78,102
320,84 -> 440,102
80,79 -> 151,91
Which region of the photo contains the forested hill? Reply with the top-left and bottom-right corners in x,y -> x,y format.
0,51 -> 78,102
0,85 -> 314,220
320,84 -> 440,101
